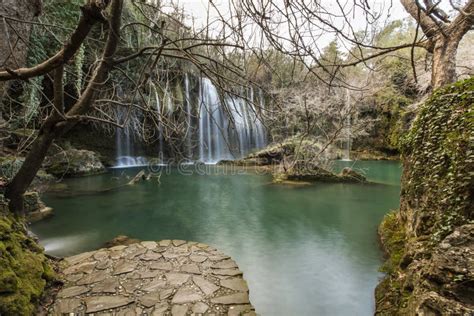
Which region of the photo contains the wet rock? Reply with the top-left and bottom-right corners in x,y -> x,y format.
27,206 -> 54,222
104,235 -> 140,248
23,191 -> 54,222
43,148 -> 105,177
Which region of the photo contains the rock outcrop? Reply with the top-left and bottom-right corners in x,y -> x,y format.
375,78 -> 474,315
23,191 -> 53,222
274,162 -> 367,184
43,149 -> 105,177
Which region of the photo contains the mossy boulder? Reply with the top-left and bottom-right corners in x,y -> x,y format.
0,202 -> 55,315
43,149 -> 105,177
375,78 -> 474,315
247,136 -> 340,165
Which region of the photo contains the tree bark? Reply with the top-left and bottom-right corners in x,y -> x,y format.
400,0 -> 474,89
431,36 -> 460,89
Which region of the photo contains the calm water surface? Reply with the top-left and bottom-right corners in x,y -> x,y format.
31,160 -> 401,316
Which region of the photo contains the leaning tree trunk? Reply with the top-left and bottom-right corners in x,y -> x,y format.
431,36 -> 462,90
4,0 -> 123,215
5,128 -> 55,215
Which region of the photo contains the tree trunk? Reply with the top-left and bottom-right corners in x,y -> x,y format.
5,129 -> 55,215
4,0 -> 123,215
431,36 -> 461,89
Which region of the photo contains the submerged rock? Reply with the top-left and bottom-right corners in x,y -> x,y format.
103,235 -> 140,248
43,149 -> 105,177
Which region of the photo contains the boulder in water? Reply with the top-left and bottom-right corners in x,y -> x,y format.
104,235 -> 140,248
43,149 -> 105,177
23,191 -> 54,222
339,167 -> 367,183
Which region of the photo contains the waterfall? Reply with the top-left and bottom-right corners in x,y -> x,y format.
342,90 -> 352,161
198,77 -> 267,164
153,85 -> 165,162
184,74 -> 193,160
115,110 -> 147,167
114,75 -> 267,167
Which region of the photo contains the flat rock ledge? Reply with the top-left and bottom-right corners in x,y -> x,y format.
50,240 -> 255,316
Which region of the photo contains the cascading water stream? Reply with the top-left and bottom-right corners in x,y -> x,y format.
184,74 -> 193,160
341,90 -> 352,161
197,78 -> 267,164
114,110 -> 147,167
114,75 -> 267,167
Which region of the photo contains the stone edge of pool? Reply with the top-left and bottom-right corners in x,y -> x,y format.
49,239 -> 256,315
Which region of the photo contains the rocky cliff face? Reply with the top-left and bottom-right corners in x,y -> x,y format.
375,78 -> 474,315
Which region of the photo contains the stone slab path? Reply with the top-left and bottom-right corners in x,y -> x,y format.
50,240 -> 255,315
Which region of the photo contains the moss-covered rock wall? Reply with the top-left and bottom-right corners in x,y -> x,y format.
375,78 -> 474,315
0,197 -> 55,315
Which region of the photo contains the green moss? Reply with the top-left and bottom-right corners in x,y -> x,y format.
0,211 -> 56,316
399,77 -> 474,242
378,210 -> 406,274
376,78 -> 474,315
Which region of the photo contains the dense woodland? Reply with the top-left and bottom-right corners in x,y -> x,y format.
0,0 -> 473,315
